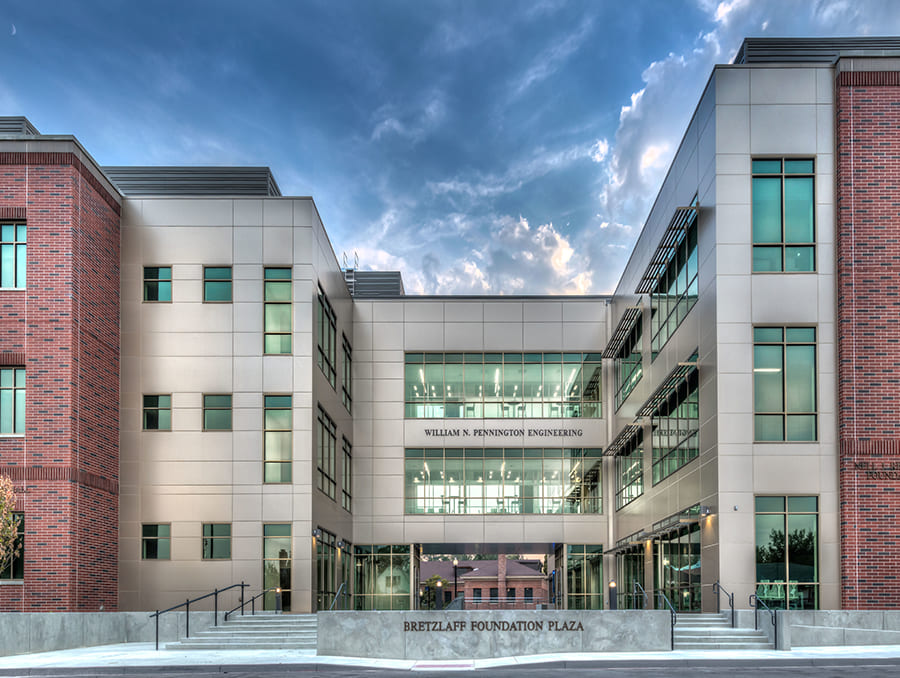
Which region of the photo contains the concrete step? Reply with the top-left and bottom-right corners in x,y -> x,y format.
165,613 -> 318,651
167,640 -> 316,650
675,641 -> 774,650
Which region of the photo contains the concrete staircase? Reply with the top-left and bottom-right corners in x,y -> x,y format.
165,612 -> 317,651
674,613 -> 773,650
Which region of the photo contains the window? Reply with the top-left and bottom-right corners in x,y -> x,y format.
755,496 -> 818,609
507,587 -> 515,603
264,395 -> 292,483
752,159 -> 815,272
264,268 -> 291,354
142,395 -> 171,431
317,405 -> 336,499
614,318 -> 642,410
317,286 -> 336,387
0,223 -> 26,288
342,437 -> 352,512
263,524 -> 291,611
203,394 -> 232,431
203,266 -> 232,302
654,522 -> 701,611
651,364 -> 699,484
0,513 -> 23,580
489,587 -> 499,602
566,545 -> 604,609
473,588 -> 482,603
202,523 -> 231,559
142,524 -> 170,560
316,528 -> 337,610
353,544 -> 410,610
143,267 -> 171,302
404,447 -> 601,515
615,429 -> 644,510
754,327 -> 816,441
650,205 -> 698,358
342,335 -> 352,413
0,367 -> 24,434
524,587 -> 534,603
404,353 -> 601,419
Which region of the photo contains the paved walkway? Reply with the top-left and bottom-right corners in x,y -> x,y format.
2,643 -> 900,673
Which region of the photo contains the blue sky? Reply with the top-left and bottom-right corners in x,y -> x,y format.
2,0 -> 899,294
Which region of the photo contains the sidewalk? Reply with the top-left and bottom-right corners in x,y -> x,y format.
2,643 -> 900,673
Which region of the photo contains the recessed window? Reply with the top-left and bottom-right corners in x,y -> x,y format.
0,367 -> 25,434
0,513 -> 23,579
342,437 -> 352,512
614,316 -> 642,410
755,496 -> 819,609
264,395 -> 292,483
752,159 -> 815,272
342,335 -> 352,413
0,223 -> 26,288
142,524 -> 170,560
143,267 -> 172,302
615,429 -> 643,510
754,327 -> 817,441
203,394 -> 232,431
264,268 -> 292,354
317,405 -> 336,500
651,362 -> 699,484
142,394 -> 171,431
202,523 -> 232,559
204,267 -> 232,302
317,286 -> 336,387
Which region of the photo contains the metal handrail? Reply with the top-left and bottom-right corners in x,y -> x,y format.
712,581 -> 735,627
633,581 -> 651,610
148,582 -> 247,650
749,593 -> 778,650
329,583 -> 350,610
657,591 -> 677,651
224,586 -> 280,621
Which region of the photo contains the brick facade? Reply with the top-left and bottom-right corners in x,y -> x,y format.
0,152 -> 120,611
837,70 -> 900,609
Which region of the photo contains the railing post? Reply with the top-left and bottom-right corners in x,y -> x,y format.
715,582 -> 720,617
214,588 -> 218,626
241,581 -> 246,616
186,599 -> 190,638
774,610 -> 778,651
252,596 -> 256,615
155,612 -> 159,651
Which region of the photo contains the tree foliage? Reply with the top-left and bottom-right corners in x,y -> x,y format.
420,574 -> 449,609
0,476 -> 20,575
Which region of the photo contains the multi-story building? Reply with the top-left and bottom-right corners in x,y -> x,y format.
2,36 -> 900,614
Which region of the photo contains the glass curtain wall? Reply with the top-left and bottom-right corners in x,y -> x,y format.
405,448 -> 601,515
354,545 -> 411,610
316,528 -> 337,610
566,545 -> 603,609
651,368 -> 699,484
404,353 -> 601,418
617,547 -> 646,609
650,205 -> 698,358
653,523 -> 700,612
615,429 -> 644,510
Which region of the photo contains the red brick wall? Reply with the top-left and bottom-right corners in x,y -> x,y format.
837,71 -> 900,609
0,153 -> 120,611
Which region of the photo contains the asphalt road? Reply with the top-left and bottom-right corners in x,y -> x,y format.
8,661 -> 900,678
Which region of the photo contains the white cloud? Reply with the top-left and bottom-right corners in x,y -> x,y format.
590,139 -> 609,163
640,143 -> 670,174
370,90 -> 447,144
509,16 -> 595,99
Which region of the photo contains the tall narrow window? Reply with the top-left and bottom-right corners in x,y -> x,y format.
754,327 -> 816,441
755,496 -> 818,609
615,318 -> 642,410
651,362 -> 699,484
141,524 -> 171,560
0,367 -> 24,434
263,524 -> 291,611
317,286 -> 336,387
341,437 -> 352,512
342,335 -> 352,413
615,429 -> 644,510
317,405 -> 336,499
0,513 -> 23,579
264,395 -> 292,483
0,223 -> 26,288
142,394 -> 171,431
143,267 -> 172,302
203,394 -> 232,431
202,523 -> 232,559
752,159 -> 815,272
264,268 -> 292,354
203,266 -> 232,302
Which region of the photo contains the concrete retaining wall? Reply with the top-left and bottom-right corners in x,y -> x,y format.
318,610 -> 670,659
0,611 -> 220,656
787,611 -> 900,648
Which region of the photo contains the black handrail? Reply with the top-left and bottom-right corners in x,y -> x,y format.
749,593 -> 778,650
712,581 -> 735,627
657,591 -> 677,651
329,582 -> 350,610
148,582 -> 247,650
224,586 -> 281,621
632,581 -> 650,610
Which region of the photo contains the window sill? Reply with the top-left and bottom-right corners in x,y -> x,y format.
0,434 -> 25,438
0,579 -> 23,585
0,288 -> 25,292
